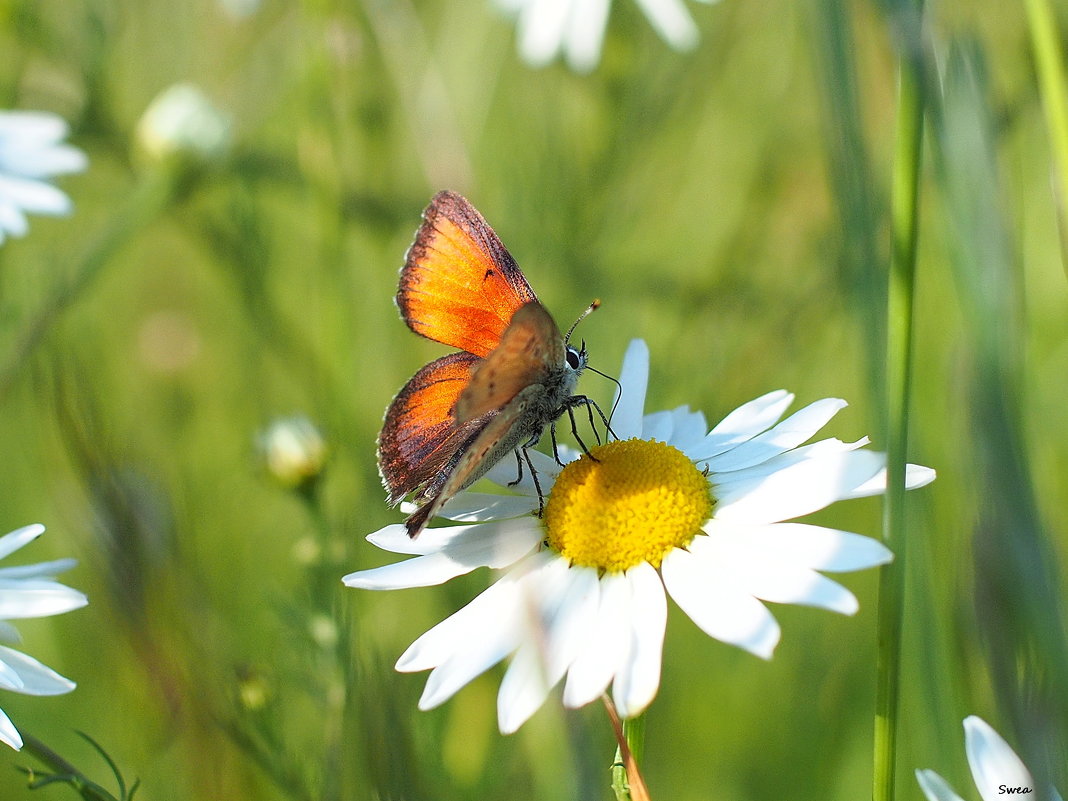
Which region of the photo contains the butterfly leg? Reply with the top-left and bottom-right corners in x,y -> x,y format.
549,420 -> 566,466
566,403 -> 596,456
522,447 -> 546,516
570,395 -> 618,442
507,449 -> 525,487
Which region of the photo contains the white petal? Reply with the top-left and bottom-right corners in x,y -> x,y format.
7,144 -> 87,177
703,398 -> 847,473
0,657 -> 23,691
497,642 -> 552,733
0,622 -> 21,644
688,534 -> 860,613
563,0 -> 610,73
964,716 -> 1035,801
641,410 -> 674,443
0,525 -> 44,561
0,706 -> 22,750
365,516 -> 540,559
564,572 -> 631,708
0,557 -> 79,580
666,405 -> 708,450
713,449 -> 885,524
497,556 -> 601,730
343,519 -> 541,589
711,436 -> 868,482
396,562 -> 528,673
541,565 -> 601,678
661,546 -> 779,658
916,769 -> 967,801
632,0 -> 699,50
845,462 -> 937,498
435,492 -> 539,521
687,390 -> 795,461
0,175 -> 73,215
0,646 -> 75,695
702,520 -> 893,572
0,581 -> 88,618
0,111 -> 68,143
613,340 -> 649,439
611,563 -> 666,717
517,0 -> 572,67
0,200 -> 27,238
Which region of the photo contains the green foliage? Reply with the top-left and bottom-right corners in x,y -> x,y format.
0,0 -> 1065,799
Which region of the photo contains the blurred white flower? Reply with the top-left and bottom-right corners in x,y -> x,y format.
259,416 -> 328,490
0,524 -> 88,750
917,716 -> 1064,801
496,0 -> 718,73
0,111 -> 87,246
135,83 -> 232,166
345,339 -> 935,733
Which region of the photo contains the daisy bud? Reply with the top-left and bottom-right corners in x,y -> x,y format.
135,83 -> 231,168
258,416 -> 329,491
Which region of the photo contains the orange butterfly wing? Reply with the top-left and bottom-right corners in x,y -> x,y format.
398,190 -> 537,358
377,351 -> 488,505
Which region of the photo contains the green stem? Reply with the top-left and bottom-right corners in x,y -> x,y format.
610,713 -> 646,801
873,11 -> 924,801
1025,0 -> 1068,265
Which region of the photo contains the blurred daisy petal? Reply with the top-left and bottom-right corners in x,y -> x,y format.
0,707 -> 21,751
633,0 -> 700,50
916,769 -> 967,801
0,111 -> 85,245
964,716 -> 1036,801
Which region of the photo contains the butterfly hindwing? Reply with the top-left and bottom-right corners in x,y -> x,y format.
377,351 -> 485,504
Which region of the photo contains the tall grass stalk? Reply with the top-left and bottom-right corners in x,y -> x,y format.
873,6 -> 925,800
1025,0 -> 1068,265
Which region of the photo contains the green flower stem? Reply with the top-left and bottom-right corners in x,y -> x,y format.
873,13 -> 925,801
0,167 -> 179,402
1025,0 -> 1068,263
609,709 -> 648,801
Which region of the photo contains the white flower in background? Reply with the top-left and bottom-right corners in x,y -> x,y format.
258,415 -> 328,491
345,339 -> 935,733
135,83 -> 232,166
496,0 -> 719,73
917,716 -> 1064,801
0,524 -> 88,750
0,111 -> 87,246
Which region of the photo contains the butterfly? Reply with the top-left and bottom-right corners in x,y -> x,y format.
377,190 -> 600,538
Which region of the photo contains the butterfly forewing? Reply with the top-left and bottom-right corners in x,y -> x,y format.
455,301 -> 565,424
399,191 -> 537,358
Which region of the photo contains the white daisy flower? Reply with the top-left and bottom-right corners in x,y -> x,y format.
0,111 -> 88,247
917,716 -> 1064,801
496,0 -> 719,74
0,524 -> 88,750
344,339 -> 936,734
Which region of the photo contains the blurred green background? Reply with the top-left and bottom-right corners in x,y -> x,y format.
1,0 -> 1066,798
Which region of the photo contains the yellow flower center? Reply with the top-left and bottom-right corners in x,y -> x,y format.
543,439 -> 713,573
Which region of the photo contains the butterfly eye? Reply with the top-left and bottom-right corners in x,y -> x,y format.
565,346 -> 583,370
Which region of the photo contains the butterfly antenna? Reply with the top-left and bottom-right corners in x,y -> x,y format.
586,364 -> 623,427
565,299 -> 600,344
